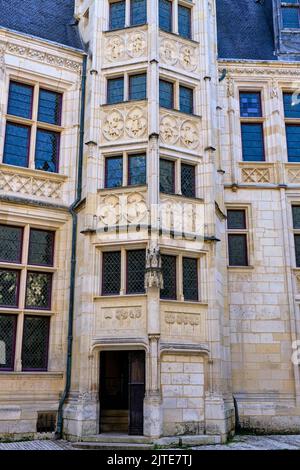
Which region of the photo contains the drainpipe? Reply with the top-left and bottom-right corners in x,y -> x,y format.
55,54 -> 87,439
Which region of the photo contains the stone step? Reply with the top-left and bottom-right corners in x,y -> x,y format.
101,416 -> 128,424
78,433 -> 222,447
101,409 -> 128,417
80,434 -> 153,444
101,423 -> 128,433
72,442 -> 153,451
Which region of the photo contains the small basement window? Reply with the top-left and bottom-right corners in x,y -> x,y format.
36,412 -> 57,433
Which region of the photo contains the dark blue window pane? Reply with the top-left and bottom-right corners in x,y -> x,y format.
239,92 -> 262,117
131,0 -> 147,25
181,163 -> 195,197
129,74 -> 147,101
35,129 -> 60,173
3,123 -> 30,167
283,92 -> 300,118
160,159 -> 175,193
109,1 -> 125,30
241,123 -> 264,161
105,156 -> 123,188
159,0 -> 172,32
7,82 -> 33,119
286,125 -> 300,162
292,206 -> 300,229
128,154 -> 146,185
179,85 -> 193,114
159,79 -> 173,109
282,7 -> 300,28
178,5 -> 191,39
38,89 -> 62,125
107,77 -> 124,104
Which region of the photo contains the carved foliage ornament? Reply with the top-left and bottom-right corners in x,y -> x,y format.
98,192 -> 148,226
103,106 -> 147,141
160,114 -> 200,150
105,31 -> 147,62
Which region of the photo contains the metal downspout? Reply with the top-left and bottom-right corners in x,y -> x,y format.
55,54 -> 87,439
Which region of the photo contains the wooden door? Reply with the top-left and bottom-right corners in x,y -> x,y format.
128,351 -> 145,435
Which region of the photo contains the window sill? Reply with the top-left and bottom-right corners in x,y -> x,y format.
159,28 -> 199,45
94,294 -> 147,300
104,23 -> 148,34
160,299 -> 208,306
227,265 -> 254,270
0,163 -> 67,181
159,106 -> 201,119
102,99 -> 148,108
0,371 -> 63,377
98,184 -> 147,194
160,191 -> 204,202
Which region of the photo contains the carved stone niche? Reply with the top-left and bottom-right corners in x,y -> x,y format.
144,247 -> 164,290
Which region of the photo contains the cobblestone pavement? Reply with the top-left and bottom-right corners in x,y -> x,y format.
193,435 -> 300,450
0,435 -> 300,450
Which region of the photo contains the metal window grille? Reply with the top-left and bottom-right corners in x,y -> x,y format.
160,158 -> 175,193
183,257 -> 198,301
38,89 -> 62,126
160,254 -> 177,299
7,81 -> 33,119
28,229 -> 54,266
37,412 -> 57,433
0,269 -> 19,307
35,129 -> 60,173
102,251 -> 121,295
25,272 -> 52,310
127,249 -> 146,294
0,314 -> 17,370
0,225 -> 23,263
3,122 -> 30,168
22,316 -> 50,371
181,163 -> 195,198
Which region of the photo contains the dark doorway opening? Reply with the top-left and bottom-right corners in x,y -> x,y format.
100,350 -> 145,435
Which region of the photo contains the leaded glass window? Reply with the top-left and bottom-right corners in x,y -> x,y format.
159,0 -> 172,32
131,0 -> 147,25
0,269 -> 19,307
183,257 -> 198,301
228,234 -> 248,266
286,125 -> 300,162
178,4 -> 191,39
295,235 -> 300,267
38,89 -> 62,125
102,251 -> 121,295
128,154 -> 146,185
179,85 -> 193,114
0,225 -> 23,263
22,316 -> 50,371
129,74 -> 147,101
239,92 -> 262,118
28,229 -> 54,266
241,123 -> 265,161
35,129 -> 60,172
159,79 -> 174,109
181,163 -> 195,198
160,254 -> 177,299
109,0 -> 126,30
282,1 -> 300,28
25,272 -> 52,310
3,122 -> 30,167
0,314 -> 17,371
107,77 -> 124,104
292,206 -> 300,229
227,210 -> 246,230
105,156 -> 123,188
160,158 -> 175,193
7,82 -> 33,119
127,249 -> 146,294
283,92 -> 300,118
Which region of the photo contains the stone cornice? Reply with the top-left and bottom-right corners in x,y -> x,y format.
0,38 -> 82,74
218,62 -> 300,77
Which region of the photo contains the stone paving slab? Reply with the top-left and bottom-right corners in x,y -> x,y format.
0,440 -> 73,451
